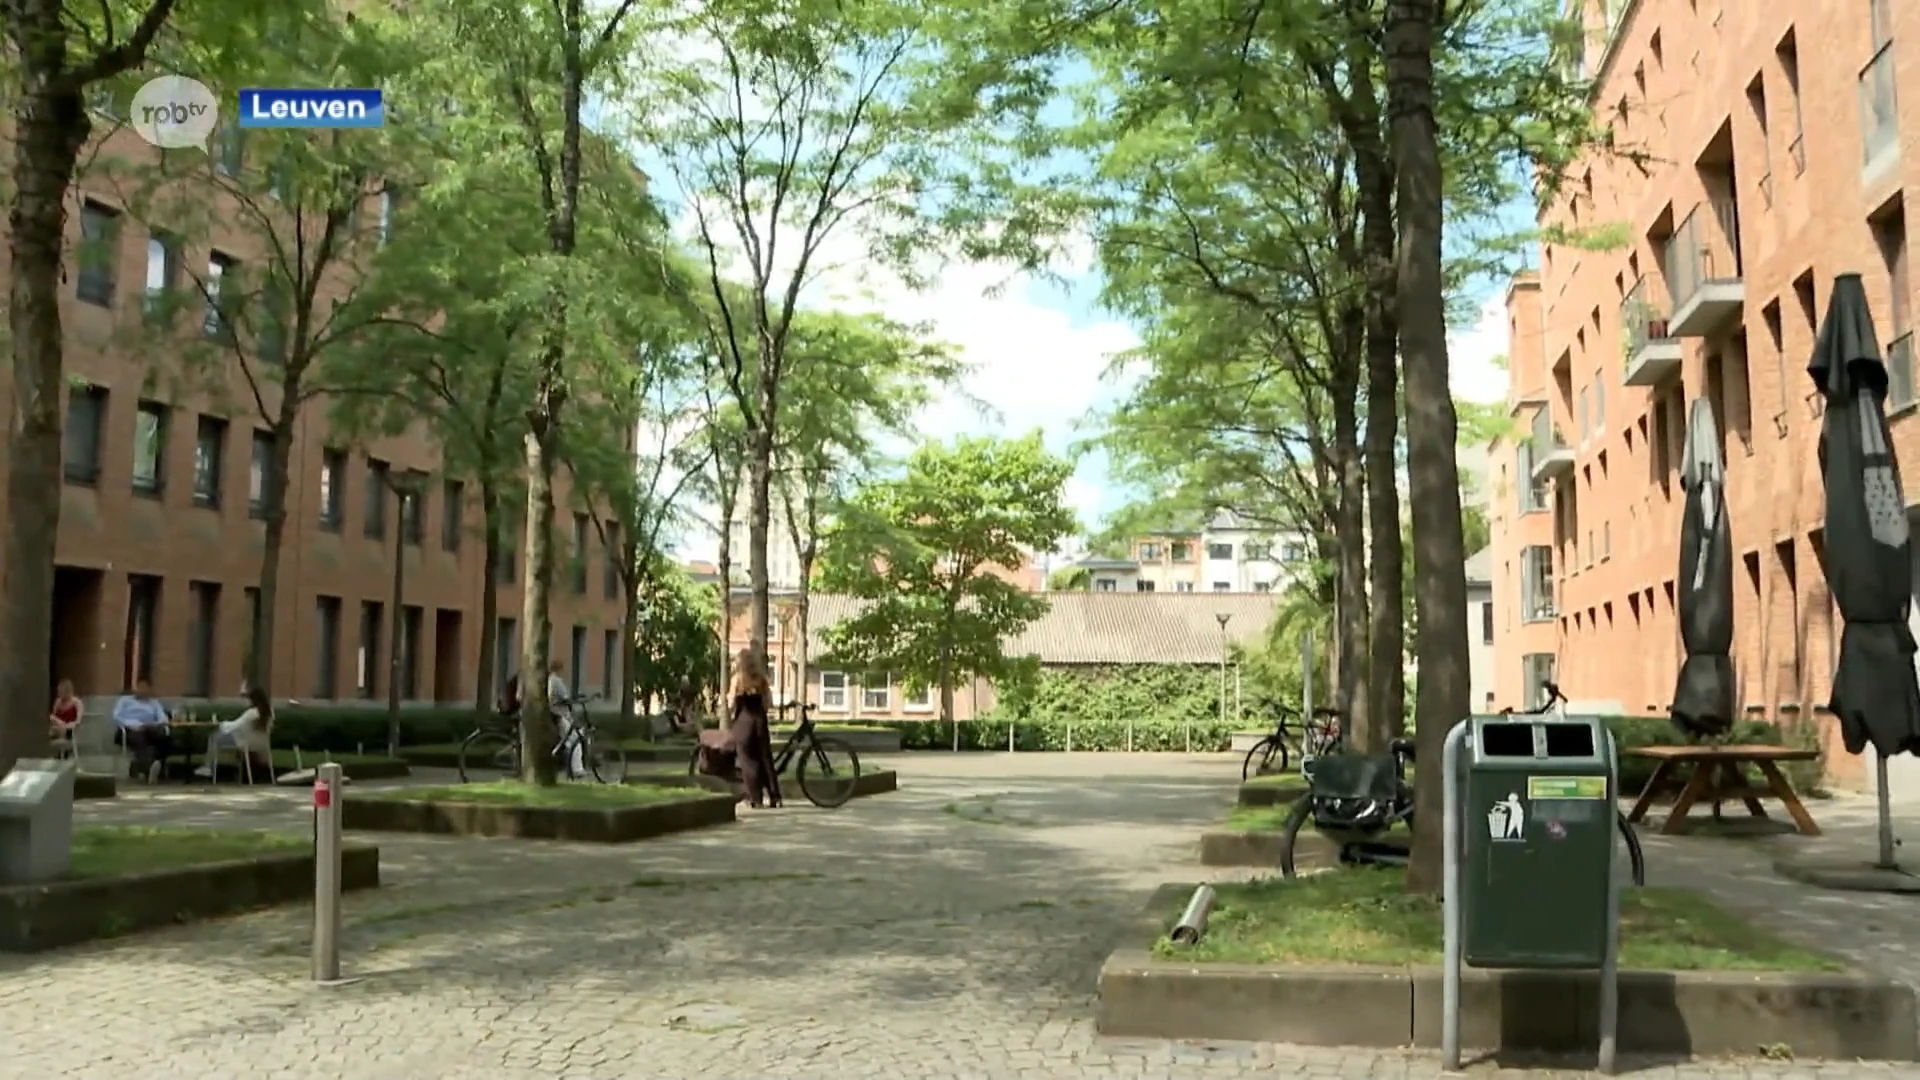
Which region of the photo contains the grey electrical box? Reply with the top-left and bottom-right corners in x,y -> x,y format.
0,758 -> 77,885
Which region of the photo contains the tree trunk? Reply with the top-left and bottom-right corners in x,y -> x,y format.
0,81 -> 87,778
519,411 -> 560,785
745,423 -> 775,664
715,475 -> 737,695
249,407 -> 300,694
1388,0 -> 1470,895
472,485 -> 503,723
1356,116 -> 1406,744
619,535 -> 640,727
1330,384 -> 1370,750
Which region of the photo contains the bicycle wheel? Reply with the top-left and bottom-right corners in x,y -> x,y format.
796,736 -> 861,809
1241,736 -> 1288,781
458,730 -> 518,783
1276,797 -> 1313,880
586,733 -> 628,784
1617,810 -> 1646,887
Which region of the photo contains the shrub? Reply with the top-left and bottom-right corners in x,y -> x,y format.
268,704 -> 648,755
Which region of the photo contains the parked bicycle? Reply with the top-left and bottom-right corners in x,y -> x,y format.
1275,736 -> 1418,878
687,701 -> 862,809
1501,680 -> 1646,887
1240,701 -> 1345,781
457,692 -> 628,784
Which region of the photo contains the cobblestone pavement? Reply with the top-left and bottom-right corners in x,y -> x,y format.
0,754 -> 1911,1079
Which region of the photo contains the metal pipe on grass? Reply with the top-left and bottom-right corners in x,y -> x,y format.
1168,885 -> 1216,945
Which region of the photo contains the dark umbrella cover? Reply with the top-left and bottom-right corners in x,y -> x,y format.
1809,273 -> 1920,758
1670,398 -> 1736,739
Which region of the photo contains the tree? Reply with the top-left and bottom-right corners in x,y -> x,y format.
0,0 -> 188,774
818,433 -> 1075,725
630,556 -> 722,717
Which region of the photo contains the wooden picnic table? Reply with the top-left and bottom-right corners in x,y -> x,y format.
1623,744 -> 1821,837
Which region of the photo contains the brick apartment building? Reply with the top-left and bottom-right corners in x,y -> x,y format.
1487,0 -> 1920,786
0,112 -> 625,706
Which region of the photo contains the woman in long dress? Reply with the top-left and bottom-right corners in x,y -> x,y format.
727,649 -> 781,809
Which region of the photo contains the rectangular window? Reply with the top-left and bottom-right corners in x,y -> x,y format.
402,485 -> 424,545
1242,543 -> 1271,561
1482,601 -> 1495,644
377,187 -> 396,246
903,684 -> 933,711
365,459 -> 389,538
1252,581 -> 1273,593
319,449 -> 346,530
1522,653 -> 1559,709
820,671 -> 848,710
1174,581 -> 1194,592
1862,0 -> 1898,164
1778,35 -> 1806,174
442,480 -> 463,550
143,231 -> 179,320
77,201 -> 119,306
1095,578 -> 1115,591
572,512 -> 590,593
1206,542 -> 1234,560
1170,542 -> 1192,562
315,596 -> 342,698
1212,582 -> 1231,591
124,575 -> 160,688
357,600 -> 383,699
1136,580 -> 1156,592
861,673 -> 892,711
1282,542 -> 1309,562
401,606 -> 423,698
569,625 -> 588,691
1138,542 -> 1163,561
203,252 -> 235,339
601,629 -> 618,698
186,582 -> 219,697
131,401 -> 167,495
63,385 -> 107,485
192,415 -> 225,507
497,508 -> 518,584
493,617 -> 518,698
603,522 -> 622,598
1521,546 -> 1556,621
249,430 -> 274,518
258,273 -> 288,364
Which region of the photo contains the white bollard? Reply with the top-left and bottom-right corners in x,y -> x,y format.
312,762 -> 344,983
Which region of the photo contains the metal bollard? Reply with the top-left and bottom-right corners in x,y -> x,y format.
312,762 -> 344,983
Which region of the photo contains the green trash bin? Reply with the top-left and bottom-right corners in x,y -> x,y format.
1461,714 -> 1617,969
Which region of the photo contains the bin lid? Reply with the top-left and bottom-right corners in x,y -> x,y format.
1467,714 -> 1610,764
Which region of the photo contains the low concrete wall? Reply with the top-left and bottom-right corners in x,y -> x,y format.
401,744 -> 687,770
652,769 -> 899,802
344,791 -> 736,843
0,845 -> 379,952
74,773 -> 117,800
1098,951 -> 1919,1060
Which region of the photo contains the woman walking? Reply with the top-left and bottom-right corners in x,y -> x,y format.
728,649 -> 781,809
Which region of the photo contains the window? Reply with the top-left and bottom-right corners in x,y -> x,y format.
1482,601 -> 1495,644
186,582 -> 219,697
124,575 -> 160,688
569,625 -> 587,691
1517,443 -> 1549,512
442,480 -> 464,550
1136,580 -> 1156,592
571,513 -> 590,593
1253,581 -> 1273,593
602,522 -> 622,598
213,123 -> 243,175
765,618 -> 779,642
1876,207 -> 1914,409
402,606 -> 423,698
248,430 -> 274,518
63,385 -> 107,484
1242,543 -> 1271,562
1212,582 -> 1230,591
1862,0 -> 1898,165
365,459 -> 389,538
190,416 -> 225,507
1206,542 -> 1234,560
1095,578 -> 1116,592
203,252 -> 235,338
1521,546 -> 1556,621
904,683 -> 933,711
357,601 -> 383,699
401,486 -> 424,545
820,671 -> 848,710
1170,542 -> 1192,562
258,273 -> 288,364
319,450 -> 346,530
1593,380 -> 1605,431
1174,581 -> 1194,593
496,509 -> 518,584
861,672 -> 891,711
1139,542 -> 1163,561
1282,542 -> 1309,562
601,629 -> 618,698
131,402 -> 167,495
493,618 -> 517,698
315,597 -> 342,698
377,187 -> 396,246
1522,653 -> 1559,710
77,201 -> 119,306
143,231 -> 179,320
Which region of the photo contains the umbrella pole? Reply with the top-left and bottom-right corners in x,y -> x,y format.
1877,756 -> 1900,869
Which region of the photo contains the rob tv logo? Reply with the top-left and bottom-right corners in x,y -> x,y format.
238,88 -> 384,129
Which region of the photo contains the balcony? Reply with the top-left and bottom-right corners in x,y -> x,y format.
1663,196 -> 1744,336
1529,410 -> 1574,484
1621,275 -> 1681,388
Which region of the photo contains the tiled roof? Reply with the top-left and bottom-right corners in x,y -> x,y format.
800,591 -> 1282,665
1464,546 -> 1492,585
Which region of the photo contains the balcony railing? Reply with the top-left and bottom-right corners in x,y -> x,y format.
1663,196 -> 1744,335
1860,42 -> 1899,166
1621,274 -> 1681,387
1530,409 -> 1574,483
1891,332 -> 1915,412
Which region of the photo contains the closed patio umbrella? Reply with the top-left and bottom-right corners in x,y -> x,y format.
1670,398 -> 1736,740
1809,273 -> 1920,869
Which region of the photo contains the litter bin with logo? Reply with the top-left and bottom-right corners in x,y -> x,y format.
1440,713 -> 1622,1073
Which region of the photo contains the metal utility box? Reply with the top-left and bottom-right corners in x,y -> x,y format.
0,758 -> 76,885
1461,715 -> 1616,969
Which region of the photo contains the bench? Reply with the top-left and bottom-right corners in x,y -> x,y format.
1623,744 -> 1821,837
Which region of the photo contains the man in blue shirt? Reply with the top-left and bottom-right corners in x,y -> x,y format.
113,677 -> 174,782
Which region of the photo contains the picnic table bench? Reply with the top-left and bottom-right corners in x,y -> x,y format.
1623,744 -> 1821,837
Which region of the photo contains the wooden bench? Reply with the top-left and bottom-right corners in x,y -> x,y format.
1623,744 -> 1821,836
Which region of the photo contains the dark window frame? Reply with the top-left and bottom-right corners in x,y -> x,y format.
315,596 -> 342,698
63,385 -> 108,486
248,430 -> 276,519
365,459 -> 390,539
192,415 -> 226,508
319,449 -> 346,531
131,401 -> 169,497
77,201 -> 120,306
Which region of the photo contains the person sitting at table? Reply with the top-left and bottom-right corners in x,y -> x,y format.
197,686 -> 274,781
49,679 -> 82,757
112,677 -> 174,782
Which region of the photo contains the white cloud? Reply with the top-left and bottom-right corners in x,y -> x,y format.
1449,293 -> 1510,404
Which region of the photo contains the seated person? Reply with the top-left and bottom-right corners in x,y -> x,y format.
198,686 -> 273,781
49,679 -> 82,755
112,677 -> 174,781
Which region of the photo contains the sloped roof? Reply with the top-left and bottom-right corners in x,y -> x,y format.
801,591 -> 1282,665
1464,546 -> 1492,585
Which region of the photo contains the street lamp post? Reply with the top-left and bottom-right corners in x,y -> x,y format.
384,467 -> 427,758
1215,614 -> 1232,740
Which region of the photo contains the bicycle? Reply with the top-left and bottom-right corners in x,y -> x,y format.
1241,702 -> 1345,781
457,692 -> 628,784
687,701 -> 862,808
1501,680 -> 1646,887
1276,735 -> 1417,878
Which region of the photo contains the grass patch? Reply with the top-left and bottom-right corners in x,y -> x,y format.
398,738 -> 655,755
363,780 -> 699,808
1243,771 -> 1309,789
65,825 -> 304,880
1155,866 -> 1843,972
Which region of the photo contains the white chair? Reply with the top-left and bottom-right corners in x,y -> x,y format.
204,725 -> 269,786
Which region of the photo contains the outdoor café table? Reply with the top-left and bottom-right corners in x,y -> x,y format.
1623,744 -> 1821,837
169,720 -> 219,781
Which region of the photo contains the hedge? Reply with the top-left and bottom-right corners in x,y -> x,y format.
263,705 -> 648,755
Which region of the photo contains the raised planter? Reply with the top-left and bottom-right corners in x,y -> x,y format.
74,772 -> 117,800
400,743 -> 679,769
343,791 -> 736,843
1236,781 -> 1306,808
1198,828 -> 1385,869
165,757 -> 411,783
1098,952 -> 1918,1059
640,769 -> 898,802
0,845 -> 380,952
